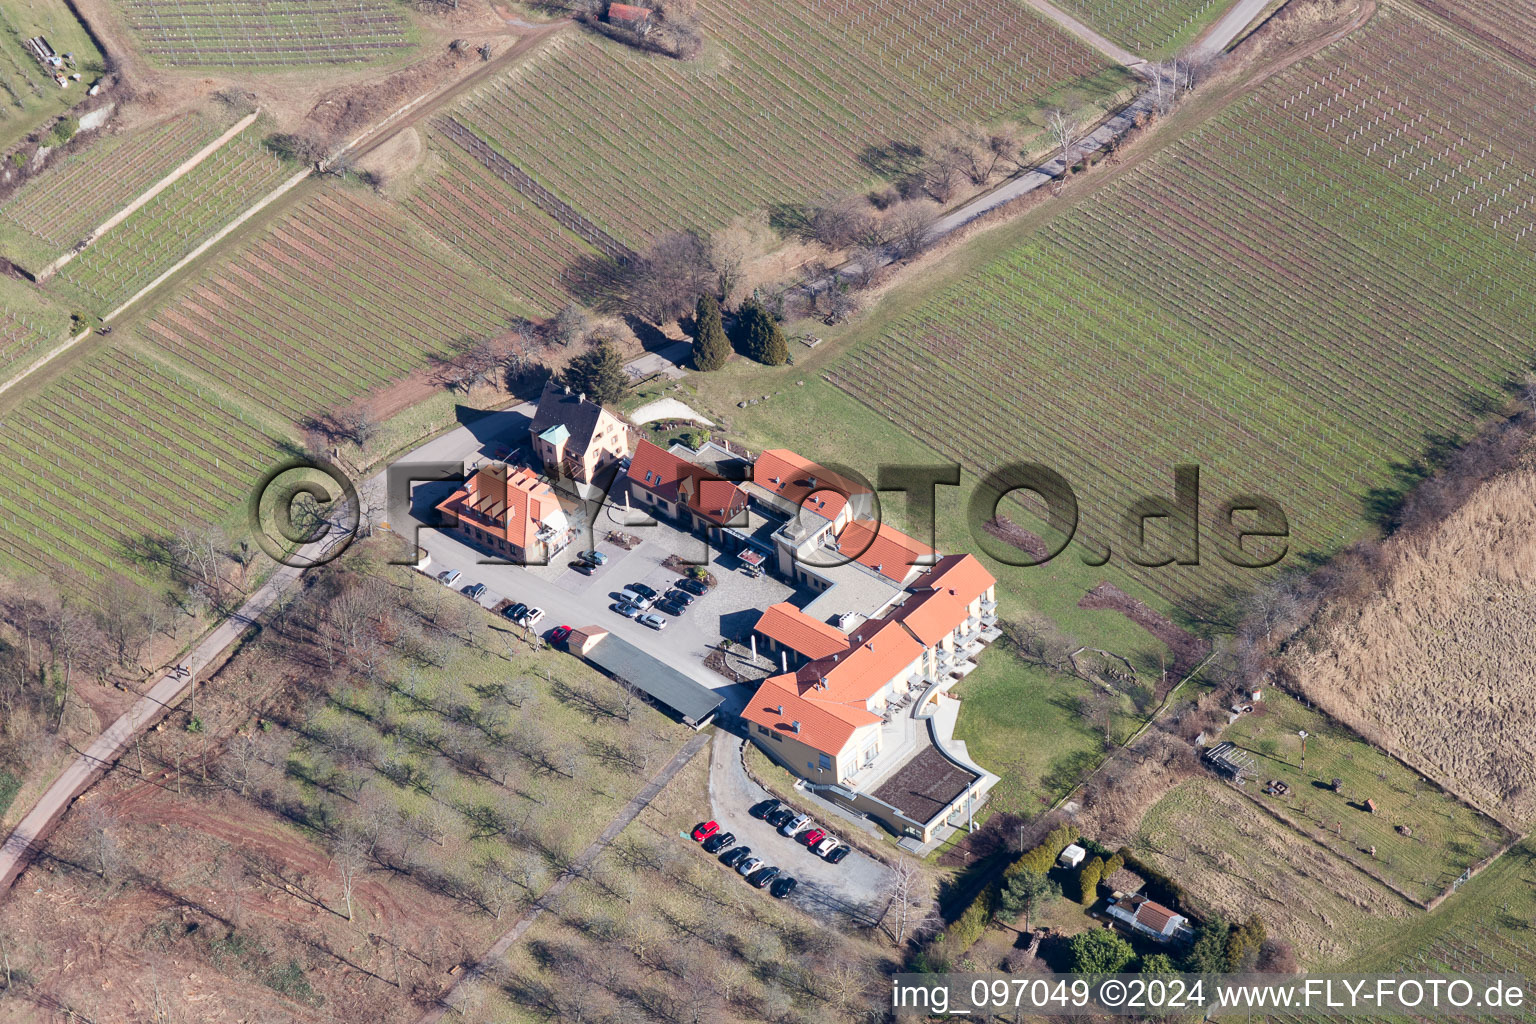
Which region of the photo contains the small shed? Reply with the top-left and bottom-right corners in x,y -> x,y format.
1059,843 -> 1086,869
1364,798 -> 1377,814
1331,778 -> 1344,792
607,2 -> 653,31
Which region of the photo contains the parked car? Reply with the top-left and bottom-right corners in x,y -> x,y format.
702,831 -> 735,854
779,813 -> 812,838
523,607 -> 545,628
665,589 -> 695,607
636,612 -> 667,631
721,846 -> 752,868
750,865 -> 780,889
612,601 -> 641,618
766,807 -> 796,829
617,587 -> 654,610
750,799 -> 781,820
579,550 -> 608,565
630,583 -> 658,600
736,857 -> 763,877
437,569 -> 462,587
504,602 -> 528,622
825,844 -> 851,864
549,625 -> 572,645
676,577 -> 708,597
462,582 -> 486,600
692,821 -> 720,841
655,598 -> 687,617
770,876 -> 798,899
814,836 -> 840,857
570,560 -> 597,576
802,828 -> 826,848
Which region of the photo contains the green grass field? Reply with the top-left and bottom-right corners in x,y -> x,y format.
117,0 -> 416,69
0,0 -> 103,153
658,365 -> 1178,820
828,6 -> 1536,625
1138,778 -> 1416,966
451,0 -> 1111,250
0,111 -> 227,274
1223,690 -> 1511,905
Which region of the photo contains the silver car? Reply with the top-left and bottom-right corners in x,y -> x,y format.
636,612 -> 667,631
736,856 -> 763,877
779,813 -> 811,837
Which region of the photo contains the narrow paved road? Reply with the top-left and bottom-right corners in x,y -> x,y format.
0,342 -> 691,896
1190,0 -> 1274,61
707,731 -> 893,924
416,732 -> 711,1024
0,557 -> 306,890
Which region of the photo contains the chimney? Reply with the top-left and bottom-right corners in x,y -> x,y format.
776,704 -> 784,716
790,721 -> 801,734
563,384 -> 571,395
578,392 -> 586,403
808,475 -> 817,488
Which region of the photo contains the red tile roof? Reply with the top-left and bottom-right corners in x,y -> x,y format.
607,2 -> 652,22
890,587 -> 969,647
786,614 -> 924,710
627,439 -> 747,526
751,449 -> 864,520
754,603 -> 848,661
834,518 -> 934,581
1134,899 -> 1182,934
740,675 -> 880,758
918,553 -> 996,606
437,464 -> 559,551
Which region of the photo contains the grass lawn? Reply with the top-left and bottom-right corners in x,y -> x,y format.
1346,839 -> 1536,976
0,0 -> 104,153
950,650 -> 1126,820
664,363 -> 1181,822
1137,778 -> 1415,967
1222,689 -> 1512,905
0,768 -> 19,819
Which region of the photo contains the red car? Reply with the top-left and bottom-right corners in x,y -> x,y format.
692,820 -> 720,841
802,828 -> 826,847
549,625 -> 572,644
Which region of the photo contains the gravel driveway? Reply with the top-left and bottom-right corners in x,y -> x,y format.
707,731 -> 893,926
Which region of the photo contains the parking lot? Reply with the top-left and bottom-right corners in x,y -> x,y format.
706,732 -> 893,924
407,476 -> 795,713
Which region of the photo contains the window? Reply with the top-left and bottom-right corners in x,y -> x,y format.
757,725 -> 769,736
818,754 -> 832,771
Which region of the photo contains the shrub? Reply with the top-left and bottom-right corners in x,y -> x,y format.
1070,928 -> 1134,974
49,116 -> 78,147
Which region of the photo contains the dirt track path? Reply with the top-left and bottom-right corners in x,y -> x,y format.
414,732 -> 712,1024
1019,0 -> 1146,67
0,557 -> 307,891
0,18 -> 570,407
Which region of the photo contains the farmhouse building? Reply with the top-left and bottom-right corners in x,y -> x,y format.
625,438 -> 750,533
529,381 -> 629,490
741,549 -> 1001,842
1105,895 -> 1196,944
436,463 -> 572,565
